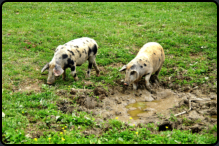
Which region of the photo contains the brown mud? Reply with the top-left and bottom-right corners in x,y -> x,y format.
15,74 -> 216,139
55,77 -> 217,135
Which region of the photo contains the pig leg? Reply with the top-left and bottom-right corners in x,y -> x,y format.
154,69 -> 161,83
92,60 -> 100,77
154,65 -> 163,87
73,73 -> 78,81
86,61 -> 92,78
133,82 -> 138,90
145,74 -> 156,94
70,65 -> 78,81
86,57 -> 100,78
62,69 -> 66,81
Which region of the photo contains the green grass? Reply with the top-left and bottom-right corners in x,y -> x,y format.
2,2 -> 217,90
2,2 -> 217,144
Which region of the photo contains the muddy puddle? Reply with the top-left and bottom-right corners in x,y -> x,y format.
106,88 -> 184,124
56,80 -> 217,134
126,102 -> 148,120
126,93 -> 182,120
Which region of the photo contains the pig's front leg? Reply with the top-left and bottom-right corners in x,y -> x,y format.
70,65 -> 78,81
145,73 -> 156,94
86,61 -> 92,78
133,82 -> 138,90
154,76 -> 159,88
62,69 -> 66,81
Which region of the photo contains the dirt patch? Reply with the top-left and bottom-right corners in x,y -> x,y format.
25,121 -> 51,139
189,52 -> 204,59
14,78 -> 43,93
56,78 -> 217,134
108,62 -> 125,69
19,75 -> 216,137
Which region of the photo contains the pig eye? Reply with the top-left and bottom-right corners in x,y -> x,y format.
130,71 -> 135,75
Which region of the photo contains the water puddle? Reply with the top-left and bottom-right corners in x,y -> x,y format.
126,93 -> 181,120
125,102 -> 147,120
126,102 -> 147,109
127,109 -> 148,120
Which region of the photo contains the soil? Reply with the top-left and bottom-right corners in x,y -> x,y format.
55,77 -> 217,135
12,78 -> 43,93
15,75 -> 217,138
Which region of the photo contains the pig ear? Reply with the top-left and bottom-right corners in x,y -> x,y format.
41,63 -> 49,73
53,64 -> 64,76
119,65 -> 127,72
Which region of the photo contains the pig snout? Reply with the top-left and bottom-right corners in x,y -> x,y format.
47,78 -> 55,85
124,82 -> 129,86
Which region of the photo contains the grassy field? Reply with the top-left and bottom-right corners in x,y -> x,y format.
2,2 -> 217,144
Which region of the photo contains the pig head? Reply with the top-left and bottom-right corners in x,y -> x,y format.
41,61 -> 64,85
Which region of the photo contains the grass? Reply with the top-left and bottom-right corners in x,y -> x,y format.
2,2 -> 217,144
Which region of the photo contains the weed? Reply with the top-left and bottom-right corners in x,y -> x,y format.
169,113 -> 178,122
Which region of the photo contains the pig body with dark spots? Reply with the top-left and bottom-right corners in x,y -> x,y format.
41,37 -> 100,84
119,42 -> 165,94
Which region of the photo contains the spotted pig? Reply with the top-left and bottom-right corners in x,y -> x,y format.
119,42 -> 165,94
41,37 -> 100,84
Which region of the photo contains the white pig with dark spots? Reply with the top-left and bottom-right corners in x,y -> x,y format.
119,42 -> 165,94
41,37 -> 100,85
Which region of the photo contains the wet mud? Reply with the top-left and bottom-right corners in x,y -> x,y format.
56,78 -> 217,134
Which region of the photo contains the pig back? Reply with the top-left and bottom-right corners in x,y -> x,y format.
137,42 -> 165,73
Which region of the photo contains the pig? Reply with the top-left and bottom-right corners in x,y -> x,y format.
41,37 -> 100,84
119,42 -> 165,94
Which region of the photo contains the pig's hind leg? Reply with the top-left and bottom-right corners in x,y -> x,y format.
92,60 -> 100,77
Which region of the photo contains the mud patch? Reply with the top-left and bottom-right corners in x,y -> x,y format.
56,80 -> 217,134
15,79 -> 43,92
108,62 -> 125,69
126,91 -> 182,120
